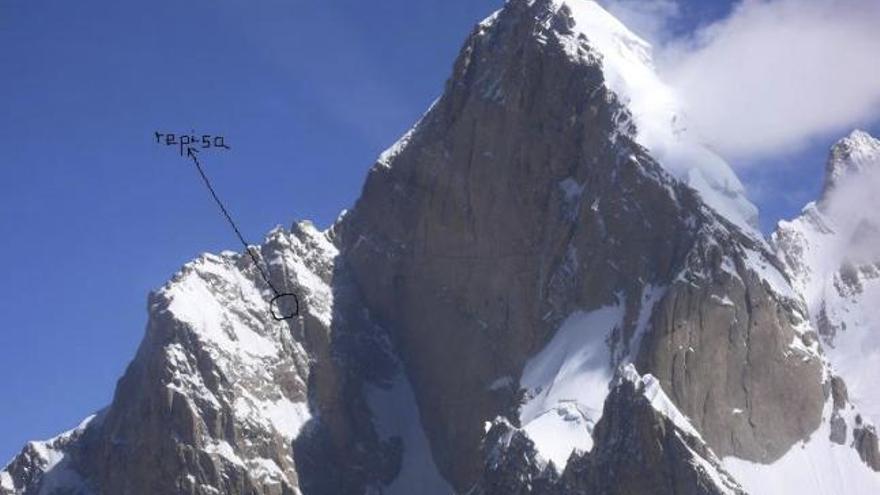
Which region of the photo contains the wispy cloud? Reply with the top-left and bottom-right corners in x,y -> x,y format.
606,0 -> 880,162
665,0 -> 880,159
824,158 -> 880,264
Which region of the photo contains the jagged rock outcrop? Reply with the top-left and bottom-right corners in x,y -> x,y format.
1,416 -> 95,495
2,224 -> 412,495
829,375 -> 849,445
854,419 -> 880,472
468,419 -> 558,495
822,130 -> 880,198
471,366 -> 745,495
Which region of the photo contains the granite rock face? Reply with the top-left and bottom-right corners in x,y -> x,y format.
854,421 -> 880,472
635,233 -> 824,463
337,0 -> 697,485
339,0 -> 822,487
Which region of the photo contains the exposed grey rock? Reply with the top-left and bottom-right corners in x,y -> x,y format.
830,413 -> 848,445
853,420 -> 880,471
466,419 -> 558,495
815,303 -> 845,344
337,0 -> 691,486
831,375 -> 849,411
1,415 -> 96,495
75,227 -> 338,495
339,0 -> 822,487
635,235 -> 825,462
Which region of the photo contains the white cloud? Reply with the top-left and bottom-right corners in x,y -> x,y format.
656,0 -> 880,160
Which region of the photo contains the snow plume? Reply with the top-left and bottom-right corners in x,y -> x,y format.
554,1 -> 761,231
657,0 -> 880,160
822,155 -> 880,266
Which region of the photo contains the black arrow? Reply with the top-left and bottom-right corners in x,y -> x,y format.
184,146 -> 299,320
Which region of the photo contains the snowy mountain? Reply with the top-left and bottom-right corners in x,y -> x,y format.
3,1 -> 879,494
766,129 -> 880,490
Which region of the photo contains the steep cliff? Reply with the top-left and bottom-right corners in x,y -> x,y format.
338,0 -> 822,489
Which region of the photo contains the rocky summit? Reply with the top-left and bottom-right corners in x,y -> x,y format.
3,1 -> 880,494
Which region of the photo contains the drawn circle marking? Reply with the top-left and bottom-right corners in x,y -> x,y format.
270,293 -> 300,321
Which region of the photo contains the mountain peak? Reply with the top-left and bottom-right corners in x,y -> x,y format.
839,128 -> 879,146
824,129 -> 880,196
532,0 -> 762,232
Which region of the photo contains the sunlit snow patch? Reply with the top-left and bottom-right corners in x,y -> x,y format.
724,400 -> 880,495
519,304 -> 625,467
0,471 -> 13,492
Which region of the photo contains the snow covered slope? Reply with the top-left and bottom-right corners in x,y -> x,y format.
725,400 -> 880,495
753,129 -> 880,493
517,286 -> 666,469
775,130 -> 880,426
518,304 -> 625,466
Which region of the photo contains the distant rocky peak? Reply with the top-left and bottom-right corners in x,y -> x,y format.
823,129 -> 880,199
773,130 -> 880,303
773,130 -> 880,477
820,130 -> 880,266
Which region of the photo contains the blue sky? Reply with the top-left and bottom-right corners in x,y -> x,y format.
0,0 -> 877,463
